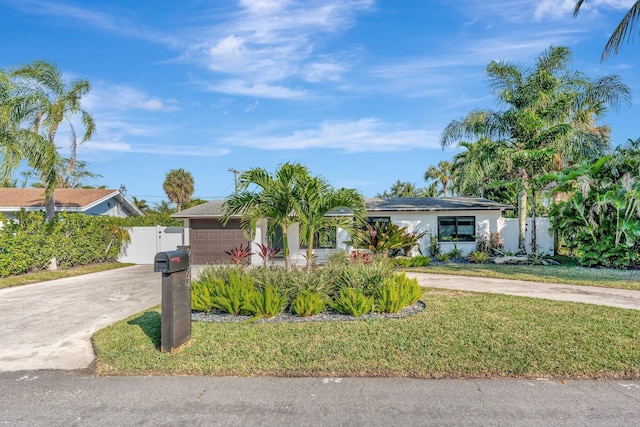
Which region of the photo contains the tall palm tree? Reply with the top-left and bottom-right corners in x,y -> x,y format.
162,168 -> 195,212
424,161 -> 452,197
221,162 -> 309,271
441,45 -> 630,253
294,174 -> 366,270
376,180 -> 432,198
11,60 -> 96,222
450,138 -> 503,197
574,1 -> 640,60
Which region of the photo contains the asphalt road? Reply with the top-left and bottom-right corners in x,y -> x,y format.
1,371 -> 639,426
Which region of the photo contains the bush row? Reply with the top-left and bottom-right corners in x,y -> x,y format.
0,211 -> 128,277
191,259 -> 423,318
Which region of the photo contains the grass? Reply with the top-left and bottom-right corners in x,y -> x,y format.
413,263 -> 640,291
93,288 -> 640,378
0,263 -> 135,290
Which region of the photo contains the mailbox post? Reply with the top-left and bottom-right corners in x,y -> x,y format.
154,248 -> 191,352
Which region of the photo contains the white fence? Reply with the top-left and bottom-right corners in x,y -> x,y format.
498,217 -> 553,255
119,226 -> 186,264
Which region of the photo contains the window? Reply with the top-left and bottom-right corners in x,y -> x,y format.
438,216 -> 475,242
367,216 -> 390,226
300,227 -> 337,249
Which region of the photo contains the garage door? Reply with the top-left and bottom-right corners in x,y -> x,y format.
190,219 -> 249,265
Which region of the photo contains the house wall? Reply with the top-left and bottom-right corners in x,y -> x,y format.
85,199 -> 128,217
498,217 -> 554,255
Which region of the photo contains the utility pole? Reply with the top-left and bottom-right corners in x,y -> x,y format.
228,168 -> 241,194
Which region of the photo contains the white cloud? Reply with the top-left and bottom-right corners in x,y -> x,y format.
185,0 -> 373,98
223,118 -> 441,152
84,84 -> 179,112
81,140 -> 230,157
207,80 -> 308,99
534,0 -> 635,20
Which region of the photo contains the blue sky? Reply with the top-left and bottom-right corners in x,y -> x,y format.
1,0 -> 638,205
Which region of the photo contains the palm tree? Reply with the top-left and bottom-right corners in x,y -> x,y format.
11,60 -> 96,222
294,174 -> 366,270
441,45 -> 630,253
424,161 -> 452,197
162,168 -> 194,212
574,1 -> 640,60
221,162 -> 310,271
450,138 -> 503,197
131,196 -> 150,213
376,180 -> 432,197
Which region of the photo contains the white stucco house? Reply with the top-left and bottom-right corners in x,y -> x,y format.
0,188 -> 143,219
172,197 -> 540,266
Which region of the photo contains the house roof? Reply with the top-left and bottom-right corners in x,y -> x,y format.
364,197 -> 514,212
172,197 -> 513,219
0,188 -> 143,216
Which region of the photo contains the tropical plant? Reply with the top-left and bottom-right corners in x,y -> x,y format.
191,280 -> 213,312
424,160 -> 452,197
294,173 -> 366,271
375,274 -> 422,313
162,168 -> 194,212
376,180 -> 433,198
221,163 -> 309,271
573,1 -> 640,60
331,287 -> 373,316
441,45 -> 630,253
546,144 -> 640,268
468,251 -> 490,264
254,243 -> 281,267
11,60 -> 96,222
208,270 -> 256,315
249,285 -> 288,319
427,233 -> 440,257
435,253 -> 451,263
348,221 -> 425,257
475,232 -> 504,256
224,244 -> 253,265
291,290 -> 326,317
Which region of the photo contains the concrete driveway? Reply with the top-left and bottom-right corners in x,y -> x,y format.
0,265 -> 160,372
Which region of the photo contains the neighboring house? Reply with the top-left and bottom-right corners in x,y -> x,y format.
173,197 -> 519,266
0,188 -> 143,219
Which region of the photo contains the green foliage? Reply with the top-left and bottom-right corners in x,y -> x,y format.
208,270 -> 256,315
348,221 -> 425,257
427,234 -> 440,257
191,280 -> 212,312
331,287 -> 373,316
0,211 -> 128,277
323,259 -> 394,297
548,146 -> 640,269
392,256 -> 431,268
249,285 -> 288,318
435,253 -> 451,263
122,212 -> 182,226
468,251 -> 490,264
475,232 -> 504,256
375,274 -> 422,313
291,290 -> 327,317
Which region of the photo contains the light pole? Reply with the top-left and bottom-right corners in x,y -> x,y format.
228,168 -> 241,194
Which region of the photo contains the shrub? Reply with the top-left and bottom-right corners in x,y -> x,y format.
476,232 -> 504,256
324,259 -> 394,297
249,285 -> 288,318
291,291 -> 326,317
435,253 -> 451,262
331,287 -> 373,316
208,270 -> 256,315
392,256 -> 431,268
468,251 -> 489,264
427,234 -> 440,257
347,222 -> 426,257
376,274 -> 422,313
224,244 -> 253,265
191,280 -> 213,312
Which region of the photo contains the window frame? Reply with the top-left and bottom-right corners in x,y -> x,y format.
437,216 -> 476,242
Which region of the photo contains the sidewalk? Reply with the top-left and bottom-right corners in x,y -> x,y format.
405,272 -> 640,310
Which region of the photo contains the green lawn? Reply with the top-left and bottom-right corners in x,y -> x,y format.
413,263 -> 640,291
0,263 -> 135,290
93,288 -> 640,378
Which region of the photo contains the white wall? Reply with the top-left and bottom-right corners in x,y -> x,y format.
498,217 -> 553,255
119,226 -> 186,264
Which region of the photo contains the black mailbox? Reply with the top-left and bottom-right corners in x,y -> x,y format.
154,249 -> 189,273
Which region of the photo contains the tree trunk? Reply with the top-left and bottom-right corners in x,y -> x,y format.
531,187 -> 537,254
45,190 -> 55,223
306,235 -> 314,272
517,169 -> 528,254
281,225 -> 291,271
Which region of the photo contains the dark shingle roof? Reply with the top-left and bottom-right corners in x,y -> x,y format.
364,197 -> 513,212
173,197 -> 513,218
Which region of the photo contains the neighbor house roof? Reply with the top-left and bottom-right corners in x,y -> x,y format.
0,188 -> 143,216
173,197 -> 513,219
